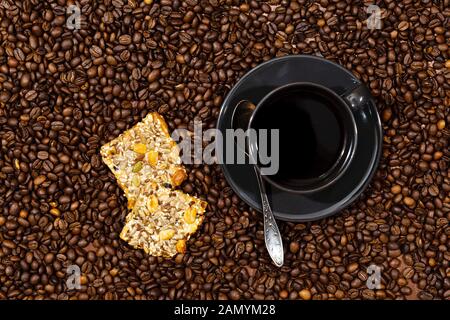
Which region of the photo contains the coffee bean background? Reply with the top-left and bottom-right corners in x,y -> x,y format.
0,0 -> 449,300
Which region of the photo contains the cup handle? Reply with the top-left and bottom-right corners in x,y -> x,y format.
340,83 -> 373,110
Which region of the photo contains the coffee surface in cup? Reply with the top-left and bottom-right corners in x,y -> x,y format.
252,86 -> 344,186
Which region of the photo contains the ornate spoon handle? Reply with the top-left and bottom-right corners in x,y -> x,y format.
254,167 -> 284,267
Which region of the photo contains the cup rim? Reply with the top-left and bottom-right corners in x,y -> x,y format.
247,81 -> 358,194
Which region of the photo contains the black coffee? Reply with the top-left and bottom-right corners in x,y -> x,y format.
252,85 -> 345,187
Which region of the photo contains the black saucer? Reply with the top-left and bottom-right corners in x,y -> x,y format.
216,55 -> 382,222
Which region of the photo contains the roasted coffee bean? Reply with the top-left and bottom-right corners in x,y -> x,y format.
24,90 -> 38,101
37,151 -> 49,160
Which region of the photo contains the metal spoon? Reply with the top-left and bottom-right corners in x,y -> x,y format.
231,100 -> 284,267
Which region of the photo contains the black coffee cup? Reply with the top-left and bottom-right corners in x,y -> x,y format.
248,82 -> 359,194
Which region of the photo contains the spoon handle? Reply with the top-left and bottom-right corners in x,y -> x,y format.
254,167 -> 284,267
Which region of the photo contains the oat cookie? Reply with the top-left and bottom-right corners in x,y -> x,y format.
100,112 -> 187,207
120,183 -> 207,257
